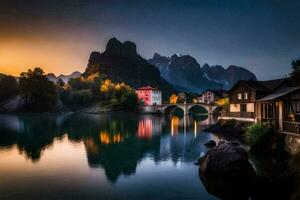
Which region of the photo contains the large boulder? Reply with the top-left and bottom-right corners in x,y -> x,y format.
199,142 -> 256,200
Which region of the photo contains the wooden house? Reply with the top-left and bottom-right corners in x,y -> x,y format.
256,87 -> 300,135
221,79 -> 287,122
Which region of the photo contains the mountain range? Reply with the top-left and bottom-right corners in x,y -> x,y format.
149,53 -> 257,92
47,71 -> 82,83
47,37 -> 257,96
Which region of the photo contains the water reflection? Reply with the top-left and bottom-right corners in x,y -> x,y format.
0,113 -> 217,183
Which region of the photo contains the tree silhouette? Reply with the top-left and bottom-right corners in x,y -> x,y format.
19,67 -> 57,111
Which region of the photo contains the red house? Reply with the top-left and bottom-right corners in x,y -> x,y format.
136,86 -> 162,106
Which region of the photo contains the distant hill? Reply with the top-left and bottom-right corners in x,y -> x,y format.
83,37 -> 176,98
47,71 -> 82,83
149,53 -> 257,92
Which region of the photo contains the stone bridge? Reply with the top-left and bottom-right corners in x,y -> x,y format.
160,103 -> 221,115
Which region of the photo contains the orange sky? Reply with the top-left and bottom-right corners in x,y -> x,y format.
0,30 -> 106,76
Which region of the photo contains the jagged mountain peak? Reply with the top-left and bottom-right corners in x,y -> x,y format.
105,37 -> 138,59
149,53 -> 257,92
149,53 -> 221,92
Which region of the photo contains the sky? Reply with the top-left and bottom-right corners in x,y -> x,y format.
0,0 -> 299,80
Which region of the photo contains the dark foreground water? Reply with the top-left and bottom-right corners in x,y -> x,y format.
0,113 -> 299,200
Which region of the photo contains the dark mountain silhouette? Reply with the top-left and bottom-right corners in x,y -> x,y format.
149,53 -> 257,92
202,63 -> 257,89
149,53 -> 221,92
83,38 -> 176,98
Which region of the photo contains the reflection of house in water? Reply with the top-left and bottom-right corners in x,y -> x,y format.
99,131 -> 123,144
137,116 -> 162,139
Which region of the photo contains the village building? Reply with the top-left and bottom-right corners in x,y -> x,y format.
256,87 -> 300,135
136,86 -> 162,106
196,89 -> 227,104
177,92 -> 188,103
221,79 -> 288,122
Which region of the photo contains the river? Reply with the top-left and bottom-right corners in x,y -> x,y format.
0,113 -> 299,200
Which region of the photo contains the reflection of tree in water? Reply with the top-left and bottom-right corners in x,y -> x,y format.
84,134 -> 161,183
0,113 -> 211,182
0,114 -> 64,162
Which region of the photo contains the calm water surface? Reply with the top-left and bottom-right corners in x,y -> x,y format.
0,113 -> 222,200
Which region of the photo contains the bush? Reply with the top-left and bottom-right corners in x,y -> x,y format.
245,123 -> 274,150
120,90 -> 138,111
60,89 -> 92,106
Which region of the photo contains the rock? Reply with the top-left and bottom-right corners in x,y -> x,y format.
204,140 -> 216,148
198,142 -> 256,200
199,142 -> 255,178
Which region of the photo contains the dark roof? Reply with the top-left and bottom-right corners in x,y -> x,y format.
228,78 -> 288,93
259,78 -> 288,91
137,86 -> 159,90
256,87 -> 300,102
228,80 -> 271,93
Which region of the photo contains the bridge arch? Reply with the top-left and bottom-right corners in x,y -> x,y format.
188,104 -> 209,115
162,105 -> 185,115
211,106 -> 223,114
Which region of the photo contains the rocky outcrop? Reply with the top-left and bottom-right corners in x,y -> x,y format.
105,38 -> 138,60
84,38 -> 176,98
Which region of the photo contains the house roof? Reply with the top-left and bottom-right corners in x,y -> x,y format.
228,78 -> 288,93
228,80 -> 271,93
259,78 -> 288,91
199,89 -> 227,97
256,87 -> 300,102
137,86 -> 158,90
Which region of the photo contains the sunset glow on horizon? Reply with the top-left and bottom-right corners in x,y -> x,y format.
0,32 -> 106,76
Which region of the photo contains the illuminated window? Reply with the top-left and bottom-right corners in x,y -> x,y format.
244,92 -> 248,100
238,93 -> 242,100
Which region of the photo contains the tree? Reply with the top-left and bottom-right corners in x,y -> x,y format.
19,68 -> 57,111
120,90 -> 138,111
68,77 -> 90,90
289,59 -> 300,86
0,74 -> 19,102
